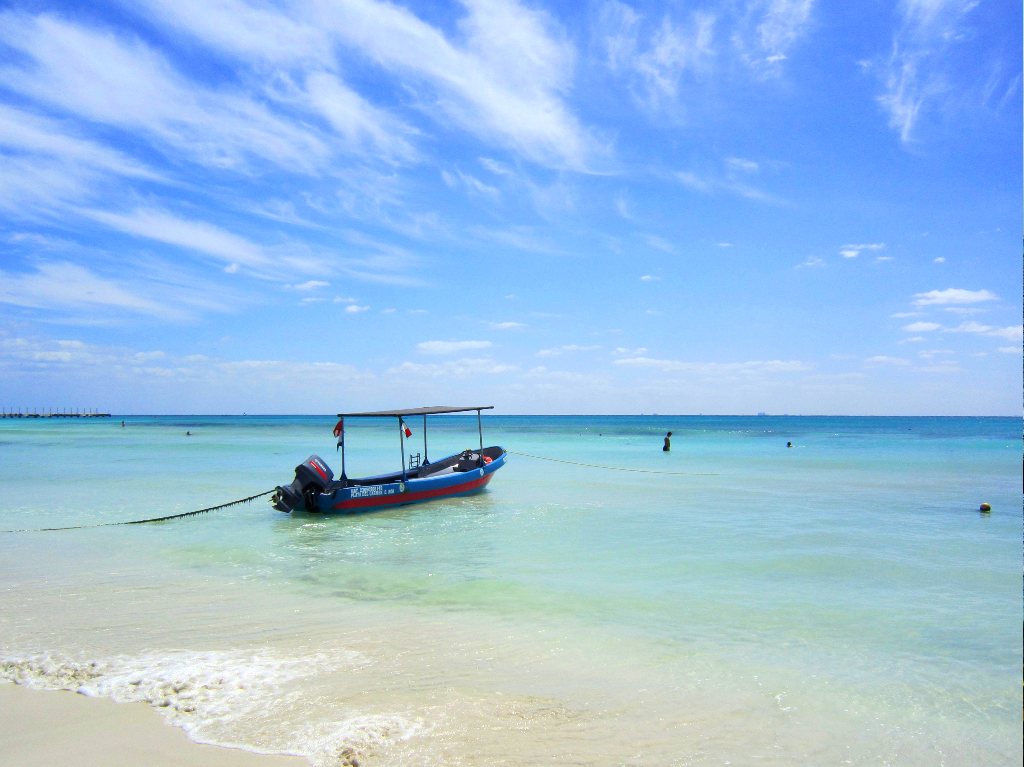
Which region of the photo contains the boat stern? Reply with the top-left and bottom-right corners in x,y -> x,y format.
271,455 -> 334,513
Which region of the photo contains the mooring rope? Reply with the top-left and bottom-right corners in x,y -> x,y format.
1,489 -> 275,534
506,450 -> 718,476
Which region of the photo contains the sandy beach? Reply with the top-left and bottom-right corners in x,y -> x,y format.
0,683 -> 304,767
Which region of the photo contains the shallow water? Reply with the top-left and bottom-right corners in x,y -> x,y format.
1,415 -> 1020,765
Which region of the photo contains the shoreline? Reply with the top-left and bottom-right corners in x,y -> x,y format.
0,683 -> 305,767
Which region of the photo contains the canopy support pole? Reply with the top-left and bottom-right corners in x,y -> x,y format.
398,417 -> 407,481
477,409 -> 484,457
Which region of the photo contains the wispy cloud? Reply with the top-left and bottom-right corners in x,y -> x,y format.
912,288 -> 998,306
0,105 -> 164,216
138,0 -> 600,169
675,155 -> 781,203
614,356 -> 811,376
0,261 -> 192,321
417,340 -> 493,355
946,321 -> 1022,342
316,0 -> 595,169
289,280 -> 329,291
611,7 -> 716,110
304,70 -> 420,164
902,321 -> 942,332
389,357 -> 516,378
865,355 -> 911,366
797,255 -> 824,269
0,104 -> 161,183
733,0 -> 816,72
441,168 -> 501,199
0,334 -> 375,402
537,344 -> 601,357
871,0 -> 992,143
599,0 -> 814,112
900,316 -> 1021,343
840,242 -> 885,259
81,207 -> 270,272
0,12 -> 328,173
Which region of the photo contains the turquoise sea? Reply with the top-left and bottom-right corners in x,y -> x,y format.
0,414 -> 1020,766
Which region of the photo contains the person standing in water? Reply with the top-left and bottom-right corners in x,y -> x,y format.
663,431 -> 672,452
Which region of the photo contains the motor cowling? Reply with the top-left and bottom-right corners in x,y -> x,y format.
272,455 -> 334,512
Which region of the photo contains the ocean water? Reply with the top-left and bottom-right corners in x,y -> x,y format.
0,414 -> 1020,766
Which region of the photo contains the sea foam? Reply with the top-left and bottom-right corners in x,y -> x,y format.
1,649 -> 423,765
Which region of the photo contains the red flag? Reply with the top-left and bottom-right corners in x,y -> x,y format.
400,419 -> 412,438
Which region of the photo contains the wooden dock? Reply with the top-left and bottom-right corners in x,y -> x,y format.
1,410 -> 111,419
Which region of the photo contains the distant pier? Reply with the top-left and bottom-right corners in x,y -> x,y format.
1,409 -> 111,419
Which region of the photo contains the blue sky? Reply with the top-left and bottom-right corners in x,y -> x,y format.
0,0 -> 1020,415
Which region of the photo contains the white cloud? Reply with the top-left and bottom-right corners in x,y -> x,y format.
946,322 -> 1022,341
840,242 -> 885,259
912,288 -> 998,306
902,321 -> 942,332
614,357 -> 811,375
344,305 -> 370,314
489,321 -> 526,330
290,280 -> 329,291
417,340 -> 493,355
537,344 -> 601,357
917,348 -> 954,360
389,357 -> 515,378
864,355 -> 910,366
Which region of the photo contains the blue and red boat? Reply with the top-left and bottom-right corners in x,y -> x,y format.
271,405 -> 507,514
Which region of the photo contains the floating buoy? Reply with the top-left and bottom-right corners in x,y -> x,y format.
979,503 -> 991,513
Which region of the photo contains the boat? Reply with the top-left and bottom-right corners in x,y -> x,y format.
271,405 -> 507,514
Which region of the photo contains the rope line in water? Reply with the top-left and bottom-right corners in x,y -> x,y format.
506,450 -> 718,476
1,489 -> 275,534
3,451 -> 711,533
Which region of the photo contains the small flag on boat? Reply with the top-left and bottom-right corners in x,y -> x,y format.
400,418 -> 412,438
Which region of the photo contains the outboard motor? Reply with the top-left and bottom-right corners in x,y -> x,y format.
272,455 -> 334,513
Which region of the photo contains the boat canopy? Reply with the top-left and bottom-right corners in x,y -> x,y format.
336,405 -> 493,418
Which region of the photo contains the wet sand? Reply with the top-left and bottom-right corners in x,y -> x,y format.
0,683 -> 305,767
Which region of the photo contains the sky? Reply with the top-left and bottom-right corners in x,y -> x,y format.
0,0 -> 1020,415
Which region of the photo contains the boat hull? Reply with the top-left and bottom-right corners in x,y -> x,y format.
309,449 -> 506,514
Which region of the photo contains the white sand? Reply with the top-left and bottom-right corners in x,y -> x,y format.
0,683 -> 305,767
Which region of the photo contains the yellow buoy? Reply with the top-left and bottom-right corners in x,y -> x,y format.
979,503 -> 991,513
